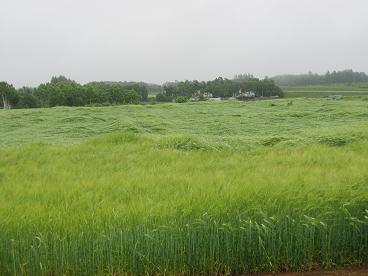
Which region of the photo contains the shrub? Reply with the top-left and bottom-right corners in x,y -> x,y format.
156,93 -> 172,102
174,96 -> 188,103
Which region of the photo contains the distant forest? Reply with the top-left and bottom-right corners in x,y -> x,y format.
0,76 -> 282,109
157,77 -> 283,102
272,69 -> 368,86
0,77 -> 147,109
3,70 -> 367,109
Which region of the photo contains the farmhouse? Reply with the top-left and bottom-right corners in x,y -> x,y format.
235,89 -> 256,100
189,90 -> 213,101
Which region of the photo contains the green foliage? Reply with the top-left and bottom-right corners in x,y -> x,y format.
284,83 -> 368,92
0,134 -> 367,274
1,98 -> 368,274
146,83 -> 164,93
155,92 -> 172,102
2,75 -> 285,109
174,96 -> 188,103
30,77 -> 141,107
16,87 -> 39,108
17,93 -> 39,108
50,75 -> 74,84
124,83 -> 148,101
1,98 -> 368,149
87,81 -> 149,101
108,85 -> 140,104
283,84 -> 368,98
0,77 -> 144,109
0,81 -> 17,109
163,77 -> 283,99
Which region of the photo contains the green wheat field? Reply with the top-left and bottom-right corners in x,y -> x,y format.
1,97 -> 368,274
283,83 -> 368,98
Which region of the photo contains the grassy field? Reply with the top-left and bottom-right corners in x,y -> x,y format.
1,98 -> 368,149
1,98 -> 368,274
283,83 -> 368,98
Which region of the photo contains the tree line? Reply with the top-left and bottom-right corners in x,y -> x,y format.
1,75 -> 284,109
272,69 -> 368,86
156,77 -> 283,102
0,76 -> 147,109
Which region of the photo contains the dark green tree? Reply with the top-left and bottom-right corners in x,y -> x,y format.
0,82 -> 17,109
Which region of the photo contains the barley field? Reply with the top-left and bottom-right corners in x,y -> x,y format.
283,83 -> 368,98
0,98 -> 367,274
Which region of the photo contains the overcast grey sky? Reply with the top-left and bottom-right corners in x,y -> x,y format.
1,0 -> 368,87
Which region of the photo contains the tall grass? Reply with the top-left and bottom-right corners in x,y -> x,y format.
1,98 -> 368,149
282,83 -> 368,98
0,133 -> 367,274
